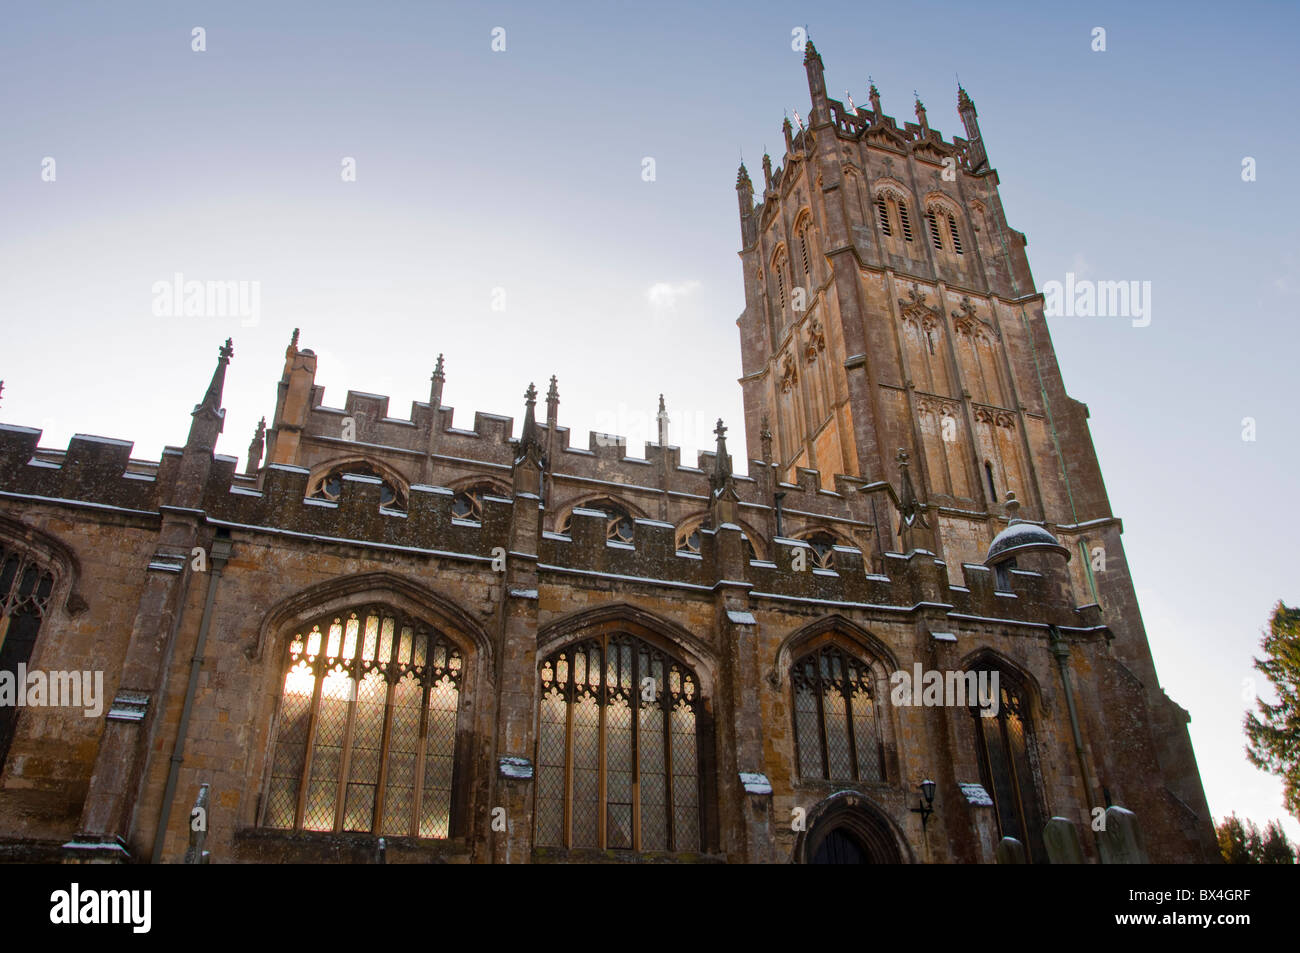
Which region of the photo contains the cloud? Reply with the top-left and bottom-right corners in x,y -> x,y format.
646,280 -> 701,310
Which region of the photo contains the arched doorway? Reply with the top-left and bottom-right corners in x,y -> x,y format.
797,793 -> 909,864
811,827 -> 870,864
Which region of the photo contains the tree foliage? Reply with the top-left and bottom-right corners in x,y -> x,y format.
1244,602 -> 1300,822
1215,813 -> 1295,863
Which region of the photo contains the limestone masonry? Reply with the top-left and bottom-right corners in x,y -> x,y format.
0,45 -> 1216,863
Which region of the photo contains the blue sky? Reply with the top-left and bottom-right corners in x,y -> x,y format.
1,1 -> 1297,842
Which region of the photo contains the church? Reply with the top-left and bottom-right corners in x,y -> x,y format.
0,45 -> 1217,863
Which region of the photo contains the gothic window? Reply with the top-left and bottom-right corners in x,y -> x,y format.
535,634 -> 702,852
985,460 -> 998,503
451,483 -> 503,523
875,196 -> 892,236
926,209 -> 944,250
970,675 -> 1046,862
0,544 -> 56,769
262,607 -> 464,839
791,644 -> 884,783
799,531 -> 839,570
797,217 -> 813,278
876,192 -> 914,243
897,200 -> 914,242
773,251 -> 789,311
947,213 -> 964,254
310,463 -> 406,510
559,501 -> 636,544
676,524 -> 758,561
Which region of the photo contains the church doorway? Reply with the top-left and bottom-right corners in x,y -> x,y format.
797,793 -> 909,864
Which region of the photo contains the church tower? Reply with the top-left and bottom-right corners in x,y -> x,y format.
737,44 -> 1214,847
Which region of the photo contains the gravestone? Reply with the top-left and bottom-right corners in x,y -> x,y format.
1043,816 -> 1085,864
1098,806 -> 1148,864
995,836 -> 1026,864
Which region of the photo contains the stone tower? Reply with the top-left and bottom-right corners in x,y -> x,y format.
736,42 -> 1214,849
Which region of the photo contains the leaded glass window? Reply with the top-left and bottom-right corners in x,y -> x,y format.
791,644 -> 884,783
452,484 -> 502,523
971,678 -> 1045,862
263,607 -> 463,838
0,543 -> 56,770
535,634 -> 702,852
799,531 -> 838,570
310,463 -> 406,510
676,524 -> 758,561
558,501 -> 636,544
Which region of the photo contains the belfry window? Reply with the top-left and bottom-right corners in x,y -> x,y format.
0,544 -> 56,769
897,200 -> 914,242
971,677 -> 1045,862
791,643 -> 884,782
535,634 -> 702,852
262,607 -> 464,839
875,196 -> 892,236
926,209 -> 944,250
948,213 -> 964,253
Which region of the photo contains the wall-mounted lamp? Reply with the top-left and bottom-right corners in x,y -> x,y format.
910,779 -> 937,831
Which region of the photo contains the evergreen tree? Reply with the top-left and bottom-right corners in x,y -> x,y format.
1260,821 -> 1296,864
1244,602 -> 1300,822
1216,814 -> 1261,863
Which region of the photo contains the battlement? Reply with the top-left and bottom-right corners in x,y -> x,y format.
0,418 -> 1097,635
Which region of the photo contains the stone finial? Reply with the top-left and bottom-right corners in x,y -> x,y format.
868,80 -> 881,116
547,375 -> 559,402
516,382 -> 542,466
782,115 -> 794,153
1005,491 -> 1021,522
432,353 -> 445,381
762,153 -> 773,191
246,415 -> 267,474
958,84 -> 974,112
710,418 -> 732,493
656,394 -> 670,446
290,327 -> 299,348
736,162 -> 752,192
914,92 -> 929,133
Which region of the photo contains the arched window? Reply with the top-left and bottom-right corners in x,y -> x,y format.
773,250 -> 789,311
535,634 -> 702,851
799,531 -> 839,570
559,501 -> 636,544
796,216 -> 814,278
896,200 -> 914,242
263,606 -> 464,839
985,460 -> 998,503
791,643 -> 884,782
0,543 -> 56,769
970,673 -> 1046,862
875,195 -> 892,236
310,462 -> 406,510
947,213 -> 964,254
926,208 -> 944,250
451,483 -> 504,523
676,522 -> 758,562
